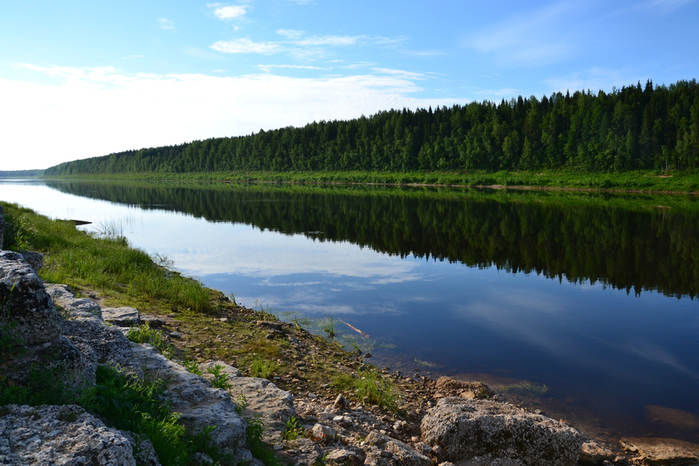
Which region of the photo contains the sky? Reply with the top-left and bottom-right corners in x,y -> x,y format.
1,0 -> 698,171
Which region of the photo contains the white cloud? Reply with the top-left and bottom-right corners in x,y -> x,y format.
277,29 -> 306,39
158,18 -> 176,31
257,64 -> 325,72
1,64 -> 464,170
213,5 -> 247,19
373,68 -> 427,80
211,38 -> 281,54
295,35 -> 364,46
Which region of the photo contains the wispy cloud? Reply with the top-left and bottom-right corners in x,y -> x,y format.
212,5 -> 247,19
373,68 -> 427,80
211,38 -> 281,54
158,18 -> 176,32
641,0 -> 693,13
257,64 -> 325,72
462,0 -> 585,66
295,35 -> 364,46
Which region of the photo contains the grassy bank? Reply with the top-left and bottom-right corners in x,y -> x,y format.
1,201 -> 411,465
43,169 -> 699,193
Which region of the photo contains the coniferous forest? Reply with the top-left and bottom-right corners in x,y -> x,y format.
45,80 -> 699,176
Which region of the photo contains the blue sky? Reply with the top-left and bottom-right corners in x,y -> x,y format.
1,0 -> 698,170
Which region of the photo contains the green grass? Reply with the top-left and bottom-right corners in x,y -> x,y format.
331,368 -> 400,413
1,202 -> 212,313
44,169 -> 699,193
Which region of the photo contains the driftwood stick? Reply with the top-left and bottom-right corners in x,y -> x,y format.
338,318 -> 370,338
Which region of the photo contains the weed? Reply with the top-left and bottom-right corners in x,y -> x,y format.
246,416 -> 284,466
247,356 -> 277,379
313,453 -> 329,466
322,317 -> 336,340
183,358 -> 203,376
281,416 -> 304,441
501,382 -> 550,396
207,364 -> 232,390
331,368 -> 399,413
234,393 -> 249,414
127,322 -> 172,356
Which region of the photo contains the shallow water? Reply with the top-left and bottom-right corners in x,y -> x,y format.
2,179 -> 698,441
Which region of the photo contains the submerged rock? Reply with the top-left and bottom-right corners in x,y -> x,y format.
620,437 -> 699,465
420,397 -> 582,466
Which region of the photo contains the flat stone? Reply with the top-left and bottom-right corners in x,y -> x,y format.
645,405 -> 699,431
102,306 -> 140,326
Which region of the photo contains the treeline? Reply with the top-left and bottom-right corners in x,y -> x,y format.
46,180 -> 699,298
0,169 -> 44,178
45,80 -> 699,175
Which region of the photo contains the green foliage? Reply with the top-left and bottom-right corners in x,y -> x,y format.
45,79 -> 699,176
321,317 -> 336,340
183,358 -> 204,376
0,364 -> 75,406
247,356 -> 277,379
207,364 -> 231,390
127,322 -> 172,357
281,416 -> 304,441
0,203 -> 212,312
331,368 -> 399,413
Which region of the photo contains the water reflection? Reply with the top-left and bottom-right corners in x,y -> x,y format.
1,179 -> 698,441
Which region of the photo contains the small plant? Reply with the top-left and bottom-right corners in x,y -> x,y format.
235,393 -> 249,414
331,368 -> 399,413
127,322 -> 172,356
281,416 -> 304,441
246,415 -> 284,466
207,364 -> 231,390
183,358 -> 203,376
322,317 -> 336,340
248,356 -> 276,379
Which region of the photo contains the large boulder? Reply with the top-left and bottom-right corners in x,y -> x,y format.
0,404 -> 145,466
0,251 -> 61,346
420,397 -> 582,466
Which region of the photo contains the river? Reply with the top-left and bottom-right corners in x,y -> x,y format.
2,178 -> 698,441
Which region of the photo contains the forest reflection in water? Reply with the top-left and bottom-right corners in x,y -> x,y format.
4,179 -> 699,441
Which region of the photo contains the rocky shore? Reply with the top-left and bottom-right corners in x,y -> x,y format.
2,206 -> 699,465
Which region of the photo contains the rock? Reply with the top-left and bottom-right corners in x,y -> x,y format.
334,393 -> 350,410
227,375 -> 296,439
645,404 -> 699,431
312,423 -> 336,443
435,376 -> 493,399
46,283 -> 102,322
200,360 -> 242,378
364,431 -> 431,466
620,437 -> 699,465
62,319 -> 134,368
325,447 -> 366,466
102,306 -> 141,326
18,250 -> 43,272
420,397 -> 582,466
129,343 -> 248,455
0,204 -> 4,247
579,440 -> 616,465
0,404 -> 144,466
0,250 -> 62,345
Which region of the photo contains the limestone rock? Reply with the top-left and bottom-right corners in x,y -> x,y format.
201,360 -> 243,378
620,437 -> 699,465
18,250 -> 43,272
46,283 -> 102,322
102,306 -> 140,326
312,423 -> 336,443
0,404 -> 143,466
129,343 -> 248,455
0,204 -> 4,247
227,375 -> 296,439
435,376 -> 493,399
0,250 -> 62,345
420,397 -> 582,466
579,440 -> 616,465
364,431 -> 431,466
325,447 -> 366,466
62,319 -> 134,368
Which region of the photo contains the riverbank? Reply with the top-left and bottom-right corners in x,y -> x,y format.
42,169 -> 699,194
3,201 -> 699,465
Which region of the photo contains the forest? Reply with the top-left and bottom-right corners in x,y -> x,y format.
44,79 -> 699,176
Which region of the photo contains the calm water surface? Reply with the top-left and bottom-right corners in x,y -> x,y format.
2,179 -> 698,440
